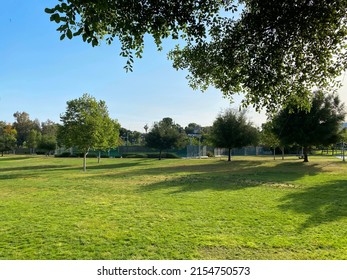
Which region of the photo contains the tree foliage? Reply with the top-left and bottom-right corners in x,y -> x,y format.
27,129 -> 41,154
38,120 -> 59,154
45,0 -> 228,71
59,93 -> 120,171
0,123 -> 17,156
46,1 -> 347,111
260,121 -> 281,159
171,1 -> 347,111
272,91 -> 346,162
145,117 -> 187,159
210,109 -> 258,161
12,112 -> 40,147
119,128 -> 144,146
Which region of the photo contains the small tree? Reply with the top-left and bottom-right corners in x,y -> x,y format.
38,136 -> 57,155
339,128 -> 347,162
210,109 -> 259,161
27,129 -> 41,154
38,120 -> 58,155
95,119 -> 120,163
59,93 -> 120,171
272,91 -> 345,162
0,123 -> 17,156
260,121 -> 283,160
145,117 -> 187,160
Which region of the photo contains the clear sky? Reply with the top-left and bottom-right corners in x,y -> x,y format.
1,1 -> 346,132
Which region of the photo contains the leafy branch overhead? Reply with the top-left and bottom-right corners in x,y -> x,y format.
45,0 -> 230,69
46,1 -> 347,111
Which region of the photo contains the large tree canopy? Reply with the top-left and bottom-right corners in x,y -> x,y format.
210,109 -> 258,161
171,0 -> 347,111
272,91 -> 346,162
59,93 -> 120,171
145,117 -> 187,159
46,1 -> 347,111
45,0 -> 230,70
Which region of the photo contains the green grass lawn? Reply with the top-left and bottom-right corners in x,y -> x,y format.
0,155 -> 346,260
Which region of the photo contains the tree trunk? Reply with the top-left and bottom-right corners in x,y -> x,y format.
281,147 -> 285,160
159,149 -> 162,160
83,152 -> 88,171
303,146 -> 309,162
228,148 -> 231,161
343,142 -> 345,162
273,147 -> 276,160
98,151 -> 101,164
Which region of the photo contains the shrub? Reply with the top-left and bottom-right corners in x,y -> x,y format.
207,151 -> 214,157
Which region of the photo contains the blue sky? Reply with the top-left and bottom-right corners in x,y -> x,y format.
1,1 -> 346,132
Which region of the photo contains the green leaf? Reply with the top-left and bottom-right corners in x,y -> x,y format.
92,38 -> 98,47
54,15 -> 61,24
73,28 -> 83,36
66,29 -> 73,39
44,8 -> 54,14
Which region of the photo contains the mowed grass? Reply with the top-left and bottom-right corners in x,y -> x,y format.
0,155 -> 346,260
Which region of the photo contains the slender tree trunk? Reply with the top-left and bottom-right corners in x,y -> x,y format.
98,151 -> 101,164
303,146 -> 309,162
273,147 -> 276,160
343,142 -> 345,162
83,152 -> 88,171
159,149 -> 162,160
281,147 -> 285,160
228,148 -> 231,161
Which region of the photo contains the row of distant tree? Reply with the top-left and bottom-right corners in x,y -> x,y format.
0,111 -> 210,156
1,91 -> 346,168
0,113 -> 58,156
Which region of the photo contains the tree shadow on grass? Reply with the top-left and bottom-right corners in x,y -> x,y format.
0,165 -> 73,181
112,159 -> 320,178
0,165 -> 71,173
0,156 -> 34,161
0,165 -> 72,174
279,180 -> 347,230
0,158 -> 155,183
136,161 -> 323,194
83,161 -> 149,171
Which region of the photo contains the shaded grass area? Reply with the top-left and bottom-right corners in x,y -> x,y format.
0,155 -> 346,260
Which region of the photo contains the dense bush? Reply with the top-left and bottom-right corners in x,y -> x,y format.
206,151 -> 214,157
